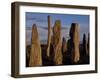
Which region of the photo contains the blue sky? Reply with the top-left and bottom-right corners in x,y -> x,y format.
26,12 -> 89,45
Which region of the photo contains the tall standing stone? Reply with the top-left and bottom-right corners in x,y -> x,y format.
83,34 -> 88,56
87,33 -> 89,56
29,24 -> 42,67
47,15 -> 52,57
52,20 -> 62,65
70,23 -> 80,63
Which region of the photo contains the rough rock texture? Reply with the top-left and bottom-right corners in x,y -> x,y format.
29,24 -> 42,67
47,15 -> 52,57
72,23 -> 80,63
52,20 -> 62,65
68,23 -> 80,63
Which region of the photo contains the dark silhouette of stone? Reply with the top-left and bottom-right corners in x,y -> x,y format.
62,37 -> 67,64
26,45 -> 31,67
82,34 -> 88,56
62,37 -> 67,53
29,24 -> 42,67
41,43 -> 55,66
52,20 -> 62,65
81,33 -> 89,64
87,33 -> 89,56
66,23 -> 80,64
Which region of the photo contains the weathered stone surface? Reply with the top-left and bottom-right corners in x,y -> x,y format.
68,23 -> 80,63
72,23 -> 80,63
29,24 -> 42,67
47,15 -> 52,57
52,20 -> 62,65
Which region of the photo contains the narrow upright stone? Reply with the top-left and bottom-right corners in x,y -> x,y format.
62,37 -> 68,64
70,23 -> 80,63
87,33 -> 89,56
83,34 -> 88,56
52,20 -> 62,65
29,24 -> 42,67
47,15 -> 52,57
62,37 -> 67,54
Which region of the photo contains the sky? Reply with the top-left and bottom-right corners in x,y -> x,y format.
25,12 -> 89,45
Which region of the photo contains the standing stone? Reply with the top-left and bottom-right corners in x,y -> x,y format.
62,37 -> 67,64
87,33 -> 89,56
70,23 -> 80,63
52,20 -> 62,65
82,34 -> 88,56
26,45 -> 31,67
47,15 -> 52,57
62,37 -> 67,54
29,24 -> 42,67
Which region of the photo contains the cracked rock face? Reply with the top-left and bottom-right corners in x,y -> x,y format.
29,24 -> 42,67
52,20 -> 62,65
